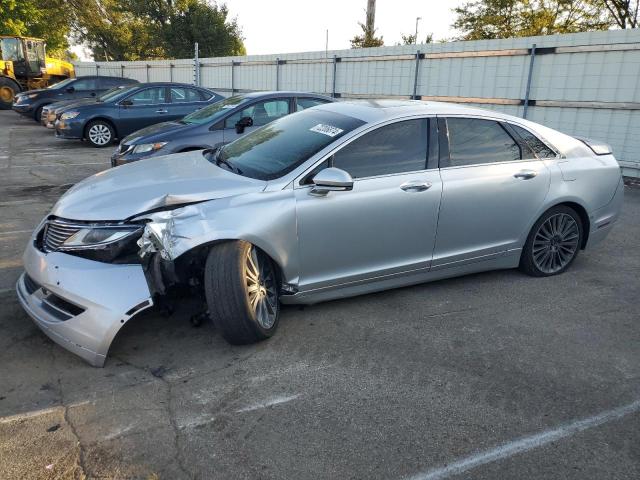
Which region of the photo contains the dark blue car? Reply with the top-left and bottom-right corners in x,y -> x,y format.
111,91 -> 334,166
54,82 -> 223,147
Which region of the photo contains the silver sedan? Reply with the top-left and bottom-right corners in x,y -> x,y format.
17,100 -> 624,366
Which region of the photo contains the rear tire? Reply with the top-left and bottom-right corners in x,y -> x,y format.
85,120 -> 115,147
204,241 -> 280,344
0,77 -> 20,110
520,205 -> 583,277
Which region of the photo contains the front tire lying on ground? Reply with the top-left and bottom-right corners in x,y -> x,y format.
85,119 -> 115,147
520,205 -> 583,277
204,241 -> 280,344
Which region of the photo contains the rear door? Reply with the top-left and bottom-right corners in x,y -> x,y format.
69,77 -> 99,100
432,116 -> 550,269
117,86 -> 169,135
168,86 -> 209,121
222,98 -> 292,143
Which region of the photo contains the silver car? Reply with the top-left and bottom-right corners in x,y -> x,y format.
16,100 -> 624,366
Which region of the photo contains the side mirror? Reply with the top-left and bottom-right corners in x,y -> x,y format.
65,86 -> 75,93
235,116 -> 253,134
310,167 -> 354,196
120,99 -> 133,107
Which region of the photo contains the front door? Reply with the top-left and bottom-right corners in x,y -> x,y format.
294,118 -> 442,291
432,116 -> 551,268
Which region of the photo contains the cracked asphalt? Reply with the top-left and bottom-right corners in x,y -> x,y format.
0,110 -> 639,480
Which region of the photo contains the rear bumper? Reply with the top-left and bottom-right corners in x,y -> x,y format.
16,242 -> 153,367
586,176 -> 624,248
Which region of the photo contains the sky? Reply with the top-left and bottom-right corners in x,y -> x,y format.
226,0 -> 463,55
71,0 -> 463,60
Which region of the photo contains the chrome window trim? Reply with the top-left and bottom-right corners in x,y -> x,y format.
438,114 -> 560,170
293,114 -> 436,189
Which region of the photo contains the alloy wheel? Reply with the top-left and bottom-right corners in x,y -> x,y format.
88,124 -> 112,145
245,246 -> 278,329
532,213 -> 579,274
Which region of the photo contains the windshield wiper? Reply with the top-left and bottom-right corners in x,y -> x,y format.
206,147 -> 242,175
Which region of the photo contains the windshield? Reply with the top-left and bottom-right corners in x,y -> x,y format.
214,109 -> 365,180
182,94 -> 248,125
0,38 -> 22,61
47,77 -> 76,89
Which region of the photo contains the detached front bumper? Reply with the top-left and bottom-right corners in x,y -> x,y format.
16,242 -> 153,367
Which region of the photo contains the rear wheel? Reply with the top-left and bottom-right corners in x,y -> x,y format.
520,205 -> 583,277
204,241 -> 280,344
0,77 -> 20,110
85,120 -> 115,147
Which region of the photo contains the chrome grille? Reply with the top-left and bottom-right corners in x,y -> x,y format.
42,220 -> 81,252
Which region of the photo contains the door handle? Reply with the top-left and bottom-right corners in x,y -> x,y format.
155,109 -> 168,113
400,181 -> 432,192
514,170 -> 537,180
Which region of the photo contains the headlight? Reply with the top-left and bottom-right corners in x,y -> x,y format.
26,93 -> 38,99
132,142 -> 168,154
61,227 -> 142,249
60,111 -> 80,120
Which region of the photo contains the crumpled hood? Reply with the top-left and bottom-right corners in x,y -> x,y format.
122,121 -> 194,145
52,151 -> 266,221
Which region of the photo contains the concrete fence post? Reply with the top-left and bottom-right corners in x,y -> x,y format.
332,55 -> 338,98
523,43 -> 536,119
412,50 -> 421,99
169,64 -> 174,82
120,65 -> 125,78
145,64 -> 150,82
194,42 -> 200,86
231,61 -> 235,94
276,57 -> 280,91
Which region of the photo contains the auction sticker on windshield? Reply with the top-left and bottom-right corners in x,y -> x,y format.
310,124 -> 344,137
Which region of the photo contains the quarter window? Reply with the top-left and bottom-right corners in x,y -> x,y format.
446,118 -> 521,167
510,124 -> 557,158
333,119 -> 428,179
126,87 -> 167,105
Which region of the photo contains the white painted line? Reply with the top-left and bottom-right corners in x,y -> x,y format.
0,229 -> 32,235
0,199 -> 41,206
8,162 -> 108,168
236,394 -> 300,413
0,406 -> 63,424
406,399 -> 640,480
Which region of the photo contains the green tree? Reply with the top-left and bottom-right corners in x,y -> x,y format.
67,0 -> 245,61
452,0 -> 612,40
351,22 -> 384,48
399,32 -> 434,45
599,0 -> 639,27
0,0 -> 72,58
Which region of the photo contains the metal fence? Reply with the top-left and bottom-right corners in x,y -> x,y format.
74,29 -> 640,177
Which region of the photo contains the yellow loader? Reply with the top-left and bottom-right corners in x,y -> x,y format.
0,35 -> 74,109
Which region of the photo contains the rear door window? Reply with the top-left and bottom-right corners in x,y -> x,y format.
332,119 -> 428,178
170,87 -> 204,103
446,118 -> 521,167
126,87 -> 167,105
73,78 -> 98,91
296,97 -> 331,111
